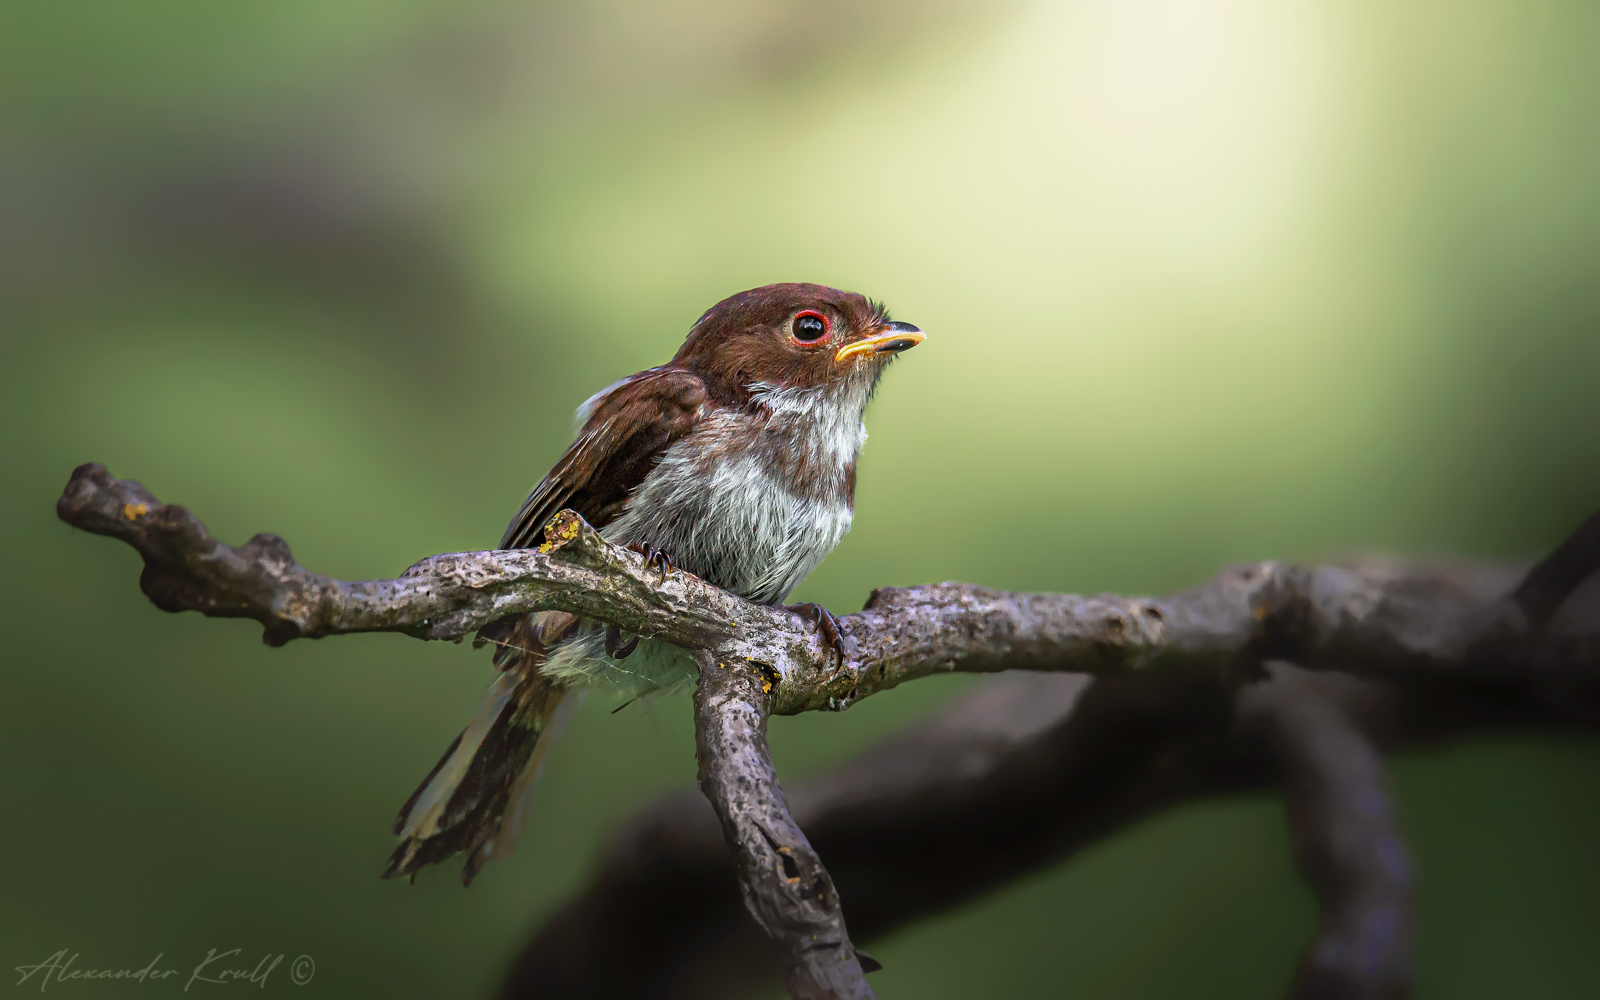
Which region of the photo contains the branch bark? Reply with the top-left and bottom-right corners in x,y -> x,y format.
693,651 -> 873,999
56,463 -> 1599,703
56,463 -> 1600,1000
54,462 -> 750,650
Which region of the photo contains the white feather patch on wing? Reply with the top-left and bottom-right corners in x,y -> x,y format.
398,669 -> 520,841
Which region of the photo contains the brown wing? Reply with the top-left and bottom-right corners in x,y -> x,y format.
499,368 -> 707,549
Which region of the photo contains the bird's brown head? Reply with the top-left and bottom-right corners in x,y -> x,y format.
674,283 -> 924,402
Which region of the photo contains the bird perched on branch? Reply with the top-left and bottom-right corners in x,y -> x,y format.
385,283 -> 925,884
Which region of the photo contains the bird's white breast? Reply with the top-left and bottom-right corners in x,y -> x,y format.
545,377 -> 874,696
602,382 -> 867,606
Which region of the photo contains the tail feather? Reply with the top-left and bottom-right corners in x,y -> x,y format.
392,732 -> 462,837
397,671 -> 522,841
490,689 -> 578,861
384,612 -> 575,885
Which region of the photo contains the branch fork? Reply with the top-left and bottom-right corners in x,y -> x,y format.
55,462 -> 1600,1000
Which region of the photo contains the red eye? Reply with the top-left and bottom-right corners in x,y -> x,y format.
791,310 -> 829,344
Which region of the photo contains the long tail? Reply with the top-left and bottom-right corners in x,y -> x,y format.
383,612 -> 578,886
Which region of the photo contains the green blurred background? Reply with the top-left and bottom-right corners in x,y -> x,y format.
3,0 -> 1599,996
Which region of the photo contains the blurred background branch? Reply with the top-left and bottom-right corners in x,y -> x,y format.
1238,665 -> 1413,1000
505,590 -> 1597,999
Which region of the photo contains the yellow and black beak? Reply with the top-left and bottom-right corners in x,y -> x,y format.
835,321 -> 926,362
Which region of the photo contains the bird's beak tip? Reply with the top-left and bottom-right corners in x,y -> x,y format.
835,322 -> 926,362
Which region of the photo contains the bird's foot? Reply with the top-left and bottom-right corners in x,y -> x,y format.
605,622 -> 641,660
626,542 -> 678,582
614,543 -> 676,656
785,602 -> 846,664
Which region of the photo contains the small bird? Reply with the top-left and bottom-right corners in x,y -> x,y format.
384,283 -> 925,884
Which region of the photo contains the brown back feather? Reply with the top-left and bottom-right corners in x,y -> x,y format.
499,369 -> 707,549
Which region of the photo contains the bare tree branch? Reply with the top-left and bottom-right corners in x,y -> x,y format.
1512,509 -> 1600,628
693,650 -> 873,999
56,463 -> 1600,1000
496,671 -> 1217,999
1238,664 -> 1413,1000
54,461 -> 760,650
55,463 -> 1598,703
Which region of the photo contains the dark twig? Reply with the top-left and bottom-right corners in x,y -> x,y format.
1238,664 -> 1413,1000
1512,509 -> 1600,628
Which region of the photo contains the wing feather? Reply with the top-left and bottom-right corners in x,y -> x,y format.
499,368 -> 707,549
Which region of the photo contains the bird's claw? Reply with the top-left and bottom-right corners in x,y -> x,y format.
605,622 -> 641,660
626,542 -> 678,582
785,602 -> 846,664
